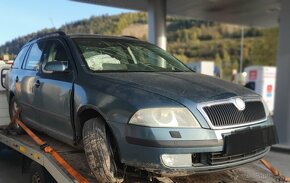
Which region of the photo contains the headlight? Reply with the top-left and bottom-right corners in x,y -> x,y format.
128,108 -> 200,128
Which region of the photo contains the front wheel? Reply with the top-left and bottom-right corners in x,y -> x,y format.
9,97 -> 24,134
82,118 -> 123,183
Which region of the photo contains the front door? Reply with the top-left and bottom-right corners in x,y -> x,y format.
34,39 -> 75,142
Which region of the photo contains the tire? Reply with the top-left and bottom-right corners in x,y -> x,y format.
9,97 -> 24,134
83,118 -> 123,183
30,162 -> 57,183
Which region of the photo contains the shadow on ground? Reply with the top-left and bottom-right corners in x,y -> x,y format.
0,148 -> 30,183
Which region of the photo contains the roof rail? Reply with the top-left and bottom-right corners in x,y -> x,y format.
122,35 -> 139,40
28,31 -> 66,42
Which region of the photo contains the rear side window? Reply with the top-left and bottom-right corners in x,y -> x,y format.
25,42 -> 45,70
12,46 -> 29,69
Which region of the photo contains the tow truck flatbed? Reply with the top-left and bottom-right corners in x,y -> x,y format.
0,128 -> 98,183
0,92 -> 97,183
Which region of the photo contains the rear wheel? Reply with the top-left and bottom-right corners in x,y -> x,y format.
30,162 -> 56,183
9,97 -> 24,134
82,117 -> 123,183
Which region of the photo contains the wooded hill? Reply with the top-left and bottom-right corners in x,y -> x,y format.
0,12 -> 278,80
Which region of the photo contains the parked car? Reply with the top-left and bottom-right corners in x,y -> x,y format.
3,31 -> 277,183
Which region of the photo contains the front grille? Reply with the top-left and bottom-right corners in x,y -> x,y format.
208,148 -> 267,166
203,101 -> 266,127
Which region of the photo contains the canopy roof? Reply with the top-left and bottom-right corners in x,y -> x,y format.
73,0 -> 280,27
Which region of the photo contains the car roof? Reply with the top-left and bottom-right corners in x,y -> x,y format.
23,32 -> 142,49
30,32 -> 139,42
67,33 -> 139,41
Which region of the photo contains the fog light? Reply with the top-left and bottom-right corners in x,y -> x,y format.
161,154 -> 192,168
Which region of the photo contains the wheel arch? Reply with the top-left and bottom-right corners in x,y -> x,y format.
76,105 -> 122,165
76,105 -> 108,136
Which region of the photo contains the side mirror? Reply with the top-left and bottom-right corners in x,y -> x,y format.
1,67 -> 9,89
43,61 -> 68,73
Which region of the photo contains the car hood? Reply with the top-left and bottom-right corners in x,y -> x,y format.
98,72 -> 259,103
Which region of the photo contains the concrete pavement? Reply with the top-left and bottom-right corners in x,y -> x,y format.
0,92 -> 9,126
263,150 -> 290,177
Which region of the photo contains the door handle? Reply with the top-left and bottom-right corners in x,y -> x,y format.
15,76 -> 19,82
34,80 -> 40,88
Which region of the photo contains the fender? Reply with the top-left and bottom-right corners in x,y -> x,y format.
74,103 -> 109,143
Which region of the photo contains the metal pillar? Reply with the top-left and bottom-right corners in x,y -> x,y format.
147,0 -> 167,50
239,26 -> 244,73
273,0 -> 290,147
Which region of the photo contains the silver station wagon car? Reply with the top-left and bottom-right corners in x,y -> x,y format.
5,32 -> 278,183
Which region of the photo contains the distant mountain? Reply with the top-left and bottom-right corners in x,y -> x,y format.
0,12 -> 277,80
0,13 -> 147,56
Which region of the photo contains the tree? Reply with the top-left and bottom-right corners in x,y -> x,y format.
251,28 -> 278,66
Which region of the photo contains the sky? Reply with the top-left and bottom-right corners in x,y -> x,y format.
0,0 -> 132,45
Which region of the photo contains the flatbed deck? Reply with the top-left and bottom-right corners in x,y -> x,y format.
0,91 -> 97,183
0,127 -> 97,183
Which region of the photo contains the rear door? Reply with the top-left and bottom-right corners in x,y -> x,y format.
18,42 -> 45,125
7,45 -> 30,97
34,38 -> 75,141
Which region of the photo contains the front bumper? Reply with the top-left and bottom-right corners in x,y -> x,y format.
158,147 -> 270,176
109,119 -> 277,176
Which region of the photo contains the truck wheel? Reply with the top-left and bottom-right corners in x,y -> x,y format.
30,162 -> 56,183
83,118 -> 123,183
9,97 -> 24,134
0,143 -> 6,152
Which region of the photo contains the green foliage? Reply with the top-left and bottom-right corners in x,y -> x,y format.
250,28 -> 278,66
114,13 -> 147,34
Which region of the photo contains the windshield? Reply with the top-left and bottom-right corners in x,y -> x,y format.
73,38 -> 191,72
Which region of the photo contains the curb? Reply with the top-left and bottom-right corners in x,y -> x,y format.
271,144 -> 290,154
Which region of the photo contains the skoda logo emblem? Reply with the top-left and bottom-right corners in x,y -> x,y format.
234,98 -> 245,111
